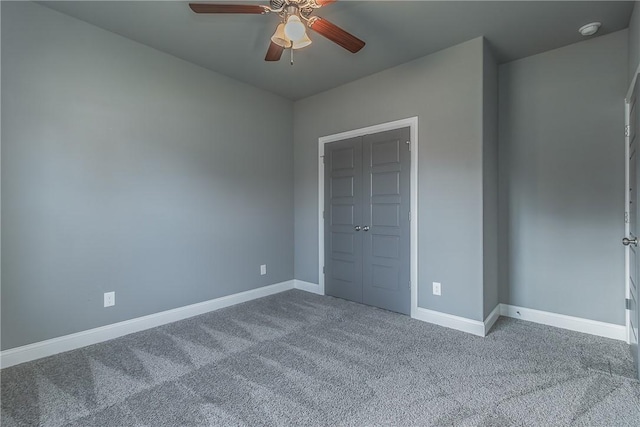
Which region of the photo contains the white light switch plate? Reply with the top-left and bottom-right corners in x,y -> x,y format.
260,264 -> 267,275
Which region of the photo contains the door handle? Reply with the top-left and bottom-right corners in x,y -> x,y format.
623,237 -> 638,246
354,226 -> 361,231
363,226 -> 370,232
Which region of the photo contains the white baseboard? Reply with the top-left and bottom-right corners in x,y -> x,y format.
295,282 -> 496,338
483,304 -> 501,336
499,304 -> 626,341
293,279 -> 323,295
413,307 -> 486,337
5,283 -> 624,369
0,280 -> 295,369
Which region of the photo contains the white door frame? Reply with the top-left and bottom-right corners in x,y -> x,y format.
318,117 -> 419,317
625,65 -> 640,345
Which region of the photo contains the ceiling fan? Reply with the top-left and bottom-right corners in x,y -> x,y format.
189,0 -> 365,63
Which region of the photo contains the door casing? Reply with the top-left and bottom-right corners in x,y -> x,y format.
318,117 -> 418,317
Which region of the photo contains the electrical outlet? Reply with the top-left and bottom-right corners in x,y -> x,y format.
260,264 -> 267,276
432,282 -> 441,296
104,291 -> 115,307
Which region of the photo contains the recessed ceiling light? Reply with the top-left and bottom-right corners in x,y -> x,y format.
579,22 -> 601,36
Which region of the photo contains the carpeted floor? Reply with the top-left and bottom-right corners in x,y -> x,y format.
1,289 -> 639,426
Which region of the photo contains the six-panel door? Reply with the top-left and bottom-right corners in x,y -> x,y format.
324,127 -> 411,315
324,137 -> 364,303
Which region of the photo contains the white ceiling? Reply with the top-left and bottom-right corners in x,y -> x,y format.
42,1 -> 635,100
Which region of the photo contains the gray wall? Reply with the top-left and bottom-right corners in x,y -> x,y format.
630,1 -> 639,83
294,38 -> 487,321
482,40 -> 499,318
498,30 -> 628,325
1,1 -> 294,350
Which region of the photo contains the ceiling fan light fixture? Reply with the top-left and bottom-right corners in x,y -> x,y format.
284,15 -> 306,42
271,22 -> 312,50
271,23 -> 291,47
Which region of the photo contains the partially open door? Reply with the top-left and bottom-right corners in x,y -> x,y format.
624,66 -> 640,380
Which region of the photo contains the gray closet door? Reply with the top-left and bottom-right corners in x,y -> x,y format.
324,137 -> 363,303
324,127 -> 411,315
362,128 -> 411,315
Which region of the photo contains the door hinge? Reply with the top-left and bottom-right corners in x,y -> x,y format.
625,125 -> 631,137
626,298 -> 632,310
323,211 -> 325,220
322,266 -> 325,275
625,211 -> 630,224
408,280 -> 411,289
406,141 -> 411,151
322,156 -> 326,164
408,211 -> 411,221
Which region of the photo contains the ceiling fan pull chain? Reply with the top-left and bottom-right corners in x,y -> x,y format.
290,46 -> 294,66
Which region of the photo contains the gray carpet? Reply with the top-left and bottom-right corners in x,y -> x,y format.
1,290 -> 639,426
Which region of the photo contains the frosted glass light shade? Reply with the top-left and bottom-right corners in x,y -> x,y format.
292,33 -> 312,49
284,15 -> 306,42
271,23 -> 291,47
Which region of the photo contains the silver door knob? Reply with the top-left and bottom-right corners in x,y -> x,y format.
354,226 -> 361,231
363,226 -> 370,231
623,237 -> 638,246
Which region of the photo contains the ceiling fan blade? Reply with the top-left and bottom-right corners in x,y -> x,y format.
315,0 -> 338,6
308,17 -> 365,53
189,3 -> 268,14
265,41 -> 284,61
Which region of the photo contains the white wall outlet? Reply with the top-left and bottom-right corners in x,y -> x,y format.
432,282 -> 441,296
104,291 -> 115,307
260,264 -> 267,276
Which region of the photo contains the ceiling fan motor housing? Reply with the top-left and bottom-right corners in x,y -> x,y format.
271,0 -> 318,17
